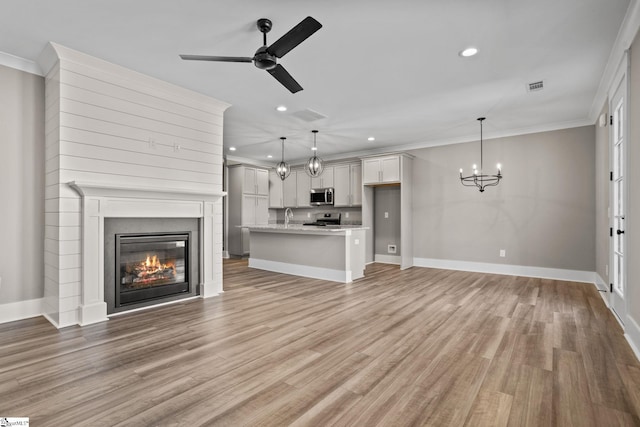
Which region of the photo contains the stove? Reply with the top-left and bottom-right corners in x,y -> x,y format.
303,213 -> 341,226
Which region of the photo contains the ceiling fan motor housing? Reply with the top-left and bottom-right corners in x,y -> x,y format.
253,46 -> 277,70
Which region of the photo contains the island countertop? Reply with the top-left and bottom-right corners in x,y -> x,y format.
242,224 -> 368,235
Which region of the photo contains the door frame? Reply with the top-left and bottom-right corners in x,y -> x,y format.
608,51 -> 630,324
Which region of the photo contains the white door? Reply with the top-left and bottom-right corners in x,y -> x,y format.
610,65 -> 627,323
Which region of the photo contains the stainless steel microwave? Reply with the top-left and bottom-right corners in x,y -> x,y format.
310,188 -> 334,206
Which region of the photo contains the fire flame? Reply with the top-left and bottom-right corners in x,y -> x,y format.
136,255 -> 176,282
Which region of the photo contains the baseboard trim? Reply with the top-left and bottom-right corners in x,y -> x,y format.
374,254 -> 401,265
249,258 -> 351,283
624,315 -> 640,362
0,298 -> 45,324
413,257 -> 595,283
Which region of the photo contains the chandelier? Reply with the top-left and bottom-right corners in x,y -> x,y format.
304,130 -> 324,177
459,117 -> 502,192
275,137 -> 291,180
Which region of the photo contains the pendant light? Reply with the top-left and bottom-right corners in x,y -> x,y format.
305,130 -> 324,177
459,117 -> 502,192
275,137 -> 291,180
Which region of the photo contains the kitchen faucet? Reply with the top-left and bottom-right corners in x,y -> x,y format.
284,208 -> 293,227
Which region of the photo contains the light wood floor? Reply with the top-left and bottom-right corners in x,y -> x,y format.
1,260 -> 640,426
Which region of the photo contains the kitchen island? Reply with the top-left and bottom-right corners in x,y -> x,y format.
243,225 -> 367,283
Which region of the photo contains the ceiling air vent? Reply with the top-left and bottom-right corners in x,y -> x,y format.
291,108 -> 328,122
527,80 -> 544,92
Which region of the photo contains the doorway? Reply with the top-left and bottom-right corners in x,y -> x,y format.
609,53 -> 628,323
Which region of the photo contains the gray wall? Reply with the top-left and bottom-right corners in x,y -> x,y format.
409,125 -> 596,271
595,102 -> 610,284
374,185 -> 401,256
0,65 -> 45,303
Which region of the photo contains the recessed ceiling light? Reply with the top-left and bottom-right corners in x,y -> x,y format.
311,146 -> 317,151
267,154 -> 273,158
367,137 -> 375,142
459,47 -> 478,57
229,147 -> 236,151
276,105 -> 287,112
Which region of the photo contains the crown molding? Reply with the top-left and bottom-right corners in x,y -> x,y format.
589,0 -> 640,121
0,50 -> 43,76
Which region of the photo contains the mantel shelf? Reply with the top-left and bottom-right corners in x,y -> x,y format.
68,181 -> 226,201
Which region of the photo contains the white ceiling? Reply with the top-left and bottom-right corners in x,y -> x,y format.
0,0 -> 633,164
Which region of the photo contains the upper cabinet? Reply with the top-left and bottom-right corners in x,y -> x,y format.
280,169 -> 311,208
310,166 -> 334,189
243,167 -> 269,195
362,155 -> 400,184
269,170 -> 284,208
334,163 -> 362,207
295,171 -> 311,208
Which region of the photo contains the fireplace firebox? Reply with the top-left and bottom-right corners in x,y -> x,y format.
104,217 -> 200,314
116,233 -> 191,306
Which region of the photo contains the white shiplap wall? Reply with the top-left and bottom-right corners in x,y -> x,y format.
40,43 -> 229,327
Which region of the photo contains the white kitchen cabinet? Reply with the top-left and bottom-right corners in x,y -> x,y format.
244,167 -> 269,195
334,163 -> 362,207
269,170 -> 284,208
296,171 -> 311,207
283,171 -> 297,207
228,165 -> 270,256
310,166 -> 334,189
281,170 -> 312,208
350,163 -> 362,205
362,155 -> 400,184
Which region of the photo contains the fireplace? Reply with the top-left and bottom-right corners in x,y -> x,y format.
105,218 -> 200,314
116,233 -> 191,307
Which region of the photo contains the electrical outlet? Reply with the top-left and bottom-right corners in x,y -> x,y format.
354,239 -> 359,245
384,212 -> 389,218
499,249 -> 506,257
307,212 -> 311,218
388,244 -> 397,254
345,212 -> 349,219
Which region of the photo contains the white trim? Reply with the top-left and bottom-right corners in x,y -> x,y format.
413,257 -> 595,283
78,302 -> 109,326
0,298 -> 45,324
68,181 -> 226,201
108,296 -> 200,318
590,0 -> 640,121
624,315 -> 640,362
249,258 -> 352,283
594,273 -> 610,307
0,51 -> 43,76
374,254 -> 402,265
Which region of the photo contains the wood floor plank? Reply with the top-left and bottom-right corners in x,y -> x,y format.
0,259 -> 638,426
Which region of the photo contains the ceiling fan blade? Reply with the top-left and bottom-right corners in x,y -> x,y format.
267,64 -> 303,93
179,54 -> 253,63
267,16 -> 322,58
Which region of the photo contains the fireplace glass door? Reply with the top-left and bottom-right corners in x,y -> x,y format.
116,233 -> 190,306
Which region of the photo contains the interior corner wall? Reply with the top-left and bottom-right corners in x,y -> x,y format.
595,102 -> 610,284
374,186 -> 401,257
0,65 -> 45,306
409,126 -> 596,272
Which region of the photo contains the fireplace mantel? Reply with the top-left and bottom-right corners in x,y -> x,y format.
68,181 -> 225,325
68,181 -> 226,201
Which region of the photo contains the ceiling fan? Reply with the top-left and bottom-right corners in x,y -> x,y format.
180,16 -> 322,93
